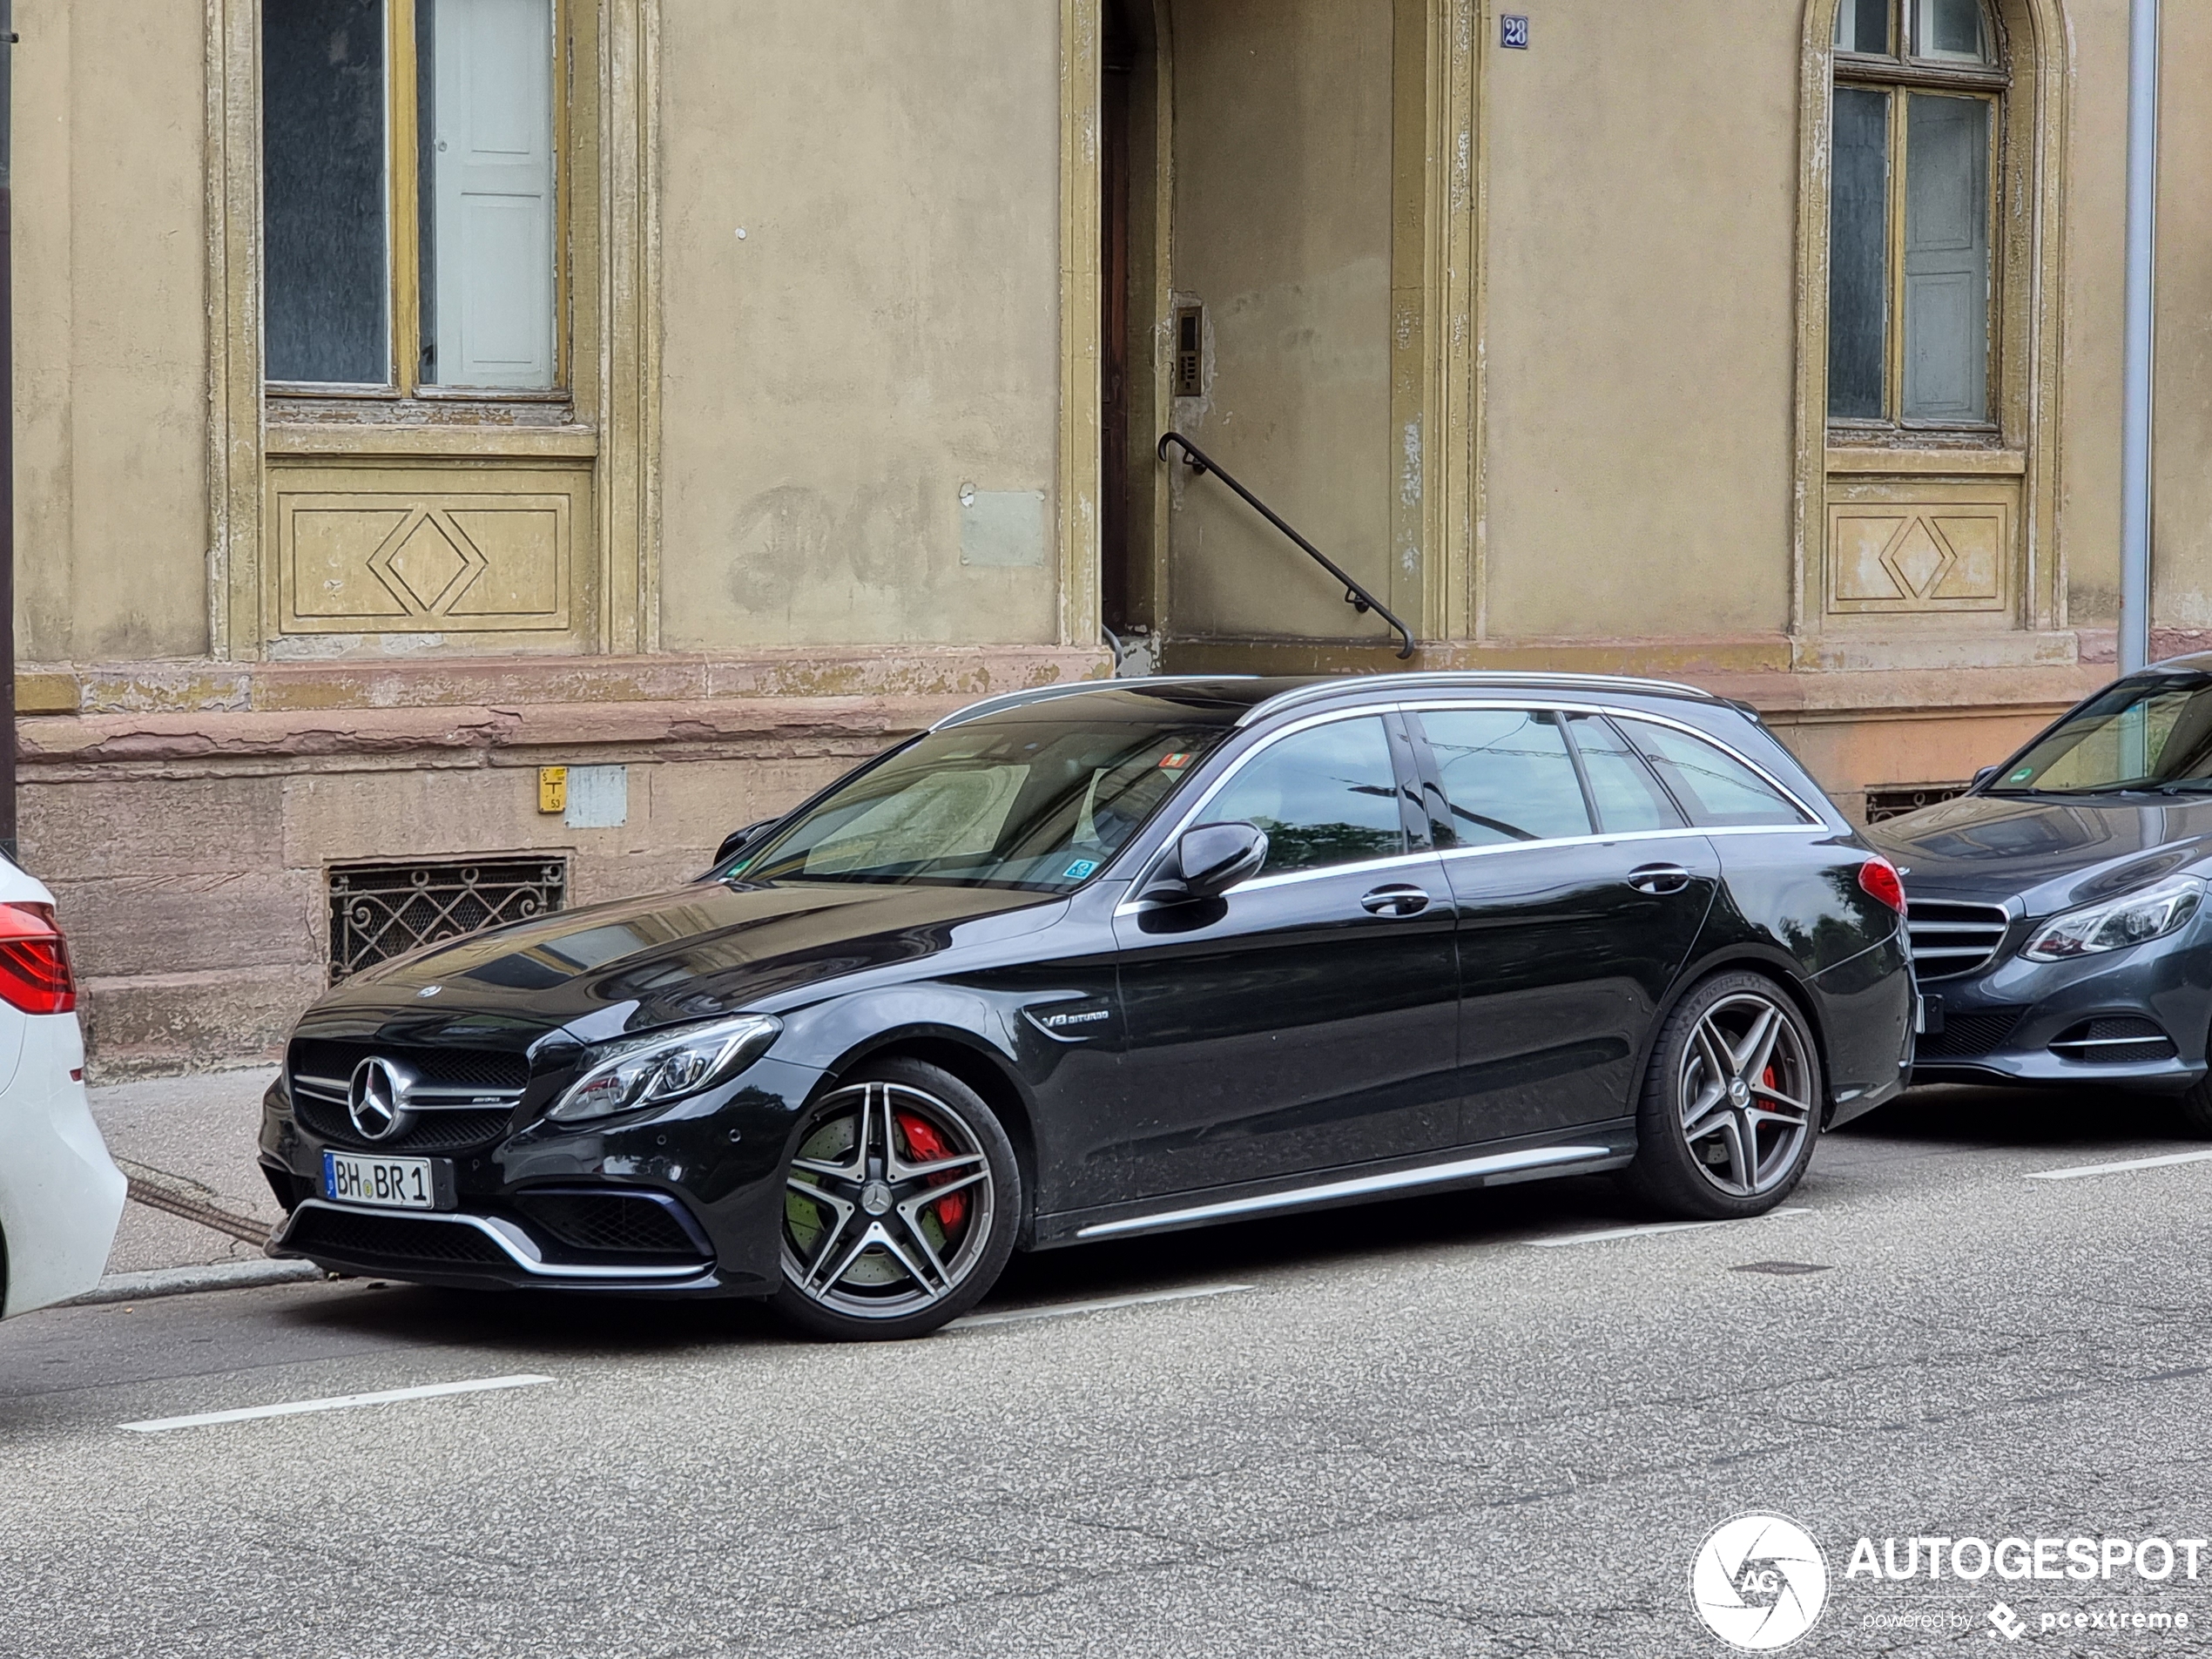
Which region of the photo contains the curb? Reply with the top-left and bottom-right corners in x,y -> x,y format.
64,1259 -> 325,1307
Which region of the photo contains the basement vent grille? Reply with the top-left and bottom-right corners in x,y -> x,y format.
327,859 -> 567,983
1865,784 -> 1972,824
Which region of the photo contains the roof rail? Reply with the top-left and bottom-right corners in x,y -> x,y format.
1236,670 -> 1716,727
932,676 -> 1258,732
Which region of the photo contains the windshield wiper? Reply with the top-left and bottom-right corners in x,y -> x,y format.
2154,779 -> 2212,796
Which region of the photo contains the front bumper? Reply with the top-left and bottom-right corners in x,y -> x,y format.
260,1054 -> 826,1296
1908,922 -> 2212,1093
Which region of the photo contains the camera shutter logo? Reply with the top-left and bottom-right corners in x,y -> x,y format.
1690,1514 -> 1829,1651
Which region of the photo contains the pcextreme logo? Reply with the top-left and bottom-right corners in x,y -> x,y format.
1691,1513 -> 1831,1651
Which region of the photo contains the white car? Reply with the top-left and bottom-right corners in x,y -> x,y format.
0,859 -> 125,1317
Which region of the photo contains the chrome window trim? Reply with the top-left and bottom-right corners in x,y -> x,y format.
1237,671 -> 1715,727
279,1197 -> 712,1281
1115,698 -> 1827,916
1407,699 -> 1825,827
1074,1143 -> 1619,1239
1114,704 -> 1413,914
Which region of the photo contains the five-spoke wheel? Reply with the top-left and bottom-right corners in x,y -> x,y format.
773,1058 -> 1018,1340
1625,972 -> 1822,1219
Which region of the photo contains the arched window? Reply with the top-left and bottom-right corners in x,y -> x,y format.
1827,0 -> 2006,429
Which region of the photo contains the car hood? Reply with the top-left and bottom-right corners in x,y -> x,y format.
297,879 -> 1067,1053
1866,792 -> 2212,914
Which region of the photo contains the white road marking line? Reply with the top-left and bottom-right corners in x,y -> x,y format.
1527,1207 -> 1812,1249
2026,1150 -> 2212,1182
121,1373 -> 555,1435
948,1283 -> 1254,1330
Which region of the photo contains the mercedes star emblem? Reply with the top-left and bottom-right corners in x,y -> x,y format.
347,1056 -> 414,1142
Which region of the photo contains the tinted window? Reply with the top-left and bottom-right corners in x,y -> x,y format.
1207,718 -> 1406,875
1566,714 -> 1683,833
1417,709 -> 1593,845
1625,723 -> 1809,827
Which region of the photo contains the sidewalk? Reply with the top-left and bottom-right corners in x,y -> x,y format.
86,1068 -> 289,1275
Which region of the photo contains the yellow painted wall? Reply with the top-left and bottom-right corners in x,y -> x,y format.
2062,0 -> 2128,628
15,0 -> 209,663
2145,0 -> 2212,629
1481,0 -> 1799,641
1163,0 -> 1396,640
655,0 -> 1063,651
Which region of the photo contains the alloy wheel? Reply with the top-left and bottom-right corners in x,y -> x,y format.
780,1080 -> 997,1322
1676,992 -> 1816,1198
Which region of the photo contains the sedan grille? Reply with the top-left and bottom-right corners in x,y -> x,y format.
1916,1008 -> 2026,1061
1905,899 -> 2011,981
292,1089 -> 515,1154
2049,1017 -> 2178,1065
287,1207 -> 511,1269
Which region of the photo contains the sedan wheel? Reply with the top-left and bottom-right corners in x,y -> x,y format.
774,1059 -> 1018,1340
1625,972 -> 1822,1219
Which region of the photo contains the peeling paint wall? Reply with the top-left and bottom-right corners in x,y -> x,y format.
656,0 -> 1063,651
1163,0 -> 1396,640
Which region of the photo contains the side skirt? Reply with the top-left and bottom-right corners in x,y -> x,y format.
1030,1123 -> 1636,1249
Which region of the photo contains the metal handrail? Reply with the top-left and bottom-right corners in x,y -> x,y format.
1157,432 -> 1416,659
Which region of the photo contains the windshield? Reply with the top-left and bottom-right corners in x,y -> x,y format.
1992,675 -> 2212,796
729,719 -> 1225,892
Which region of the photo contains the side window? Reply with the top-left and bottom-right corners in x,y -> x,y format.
1206,718 -> 1406,875
1565,715 -> 1684,833
1416,709 -> 1593,846
1624,723 -> 1811,828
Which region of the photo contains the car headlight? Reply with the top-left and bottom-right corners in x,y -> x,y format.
2023,874 -> 2205,962
546,1014 -> 782,1124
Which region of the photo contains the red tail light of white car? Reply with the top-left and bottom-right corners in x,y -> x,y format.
0,871 -> 125,1318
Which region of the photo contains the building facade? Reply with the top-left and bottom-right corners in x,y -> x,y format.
15,0 -> 2202,1071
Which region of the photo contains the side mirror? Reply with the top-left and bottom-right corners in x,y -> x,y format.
1141,821 -> 1269,904
1971,766 -> 1999,791
712,819 -> 778,867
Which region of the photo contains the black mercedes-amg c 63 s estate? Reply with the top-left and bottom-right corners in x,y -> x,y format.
262,672 -> 1914,1339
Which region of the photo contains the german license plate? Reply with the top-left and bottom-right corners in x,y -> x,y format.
322,1150 -> 438,1211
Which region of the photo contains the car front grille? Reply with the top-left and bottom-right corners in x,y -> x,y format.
287,1206 -> 512,1269
1917,1008 -> 2027,1061
2050,1017 -> 2178,1065
1905,899 -> 2012,981
287,1037 -> 530,1153
291,1089 -> 516,1154
513,1191 -> 706,1259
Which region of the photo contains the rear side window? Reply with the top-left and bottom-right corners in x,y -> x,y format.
1416,709 -> 1593,845
1624,721 -> 1811,827
1206,716 -> 1406,874
1565,714 -> 1684,833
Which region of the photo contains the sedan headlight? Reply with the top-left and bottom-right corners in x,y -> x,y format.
547,1014 -> 782,1124
2023,874 -> 2206,962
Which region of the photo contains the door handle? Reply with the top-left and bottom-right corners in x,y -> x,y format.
1360,884 -> 1431,917
1628,863 -> 1692,895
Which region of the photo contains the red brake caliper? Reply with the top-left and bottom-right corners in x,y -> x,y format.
895,1113 -> 968,1231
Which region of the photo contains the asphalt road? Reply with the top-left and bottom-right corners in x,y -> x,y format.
5,1085 -> 2212,1658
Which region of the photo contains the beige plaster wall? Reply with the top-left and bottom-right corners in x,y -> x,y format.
655,0 -> 1062,652
14,0 -> 209,664
2059,0 -> 2127,630
1480,0 -> 1799,641
1162,0 -> 1395,640
2143,1 -> 2212,630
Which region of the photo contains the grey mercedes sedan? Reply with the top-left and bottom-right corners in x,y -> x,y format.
1871,654 -> 2212,1132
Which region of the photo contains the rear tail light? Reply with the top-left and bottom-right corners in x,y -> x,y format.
1858,857 -> 1907,916
0,902 -> 77,1015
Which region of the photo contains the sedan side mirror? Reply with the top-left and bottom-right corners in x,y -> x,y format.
712,819 -> 778,867
1140,821 -> 1269,905
1971,766 -> 1999,791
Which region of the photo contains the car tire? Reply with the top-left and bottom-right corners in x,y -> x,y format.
1621,970 -> 1823,1221
771,1057 -> 1021,1342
